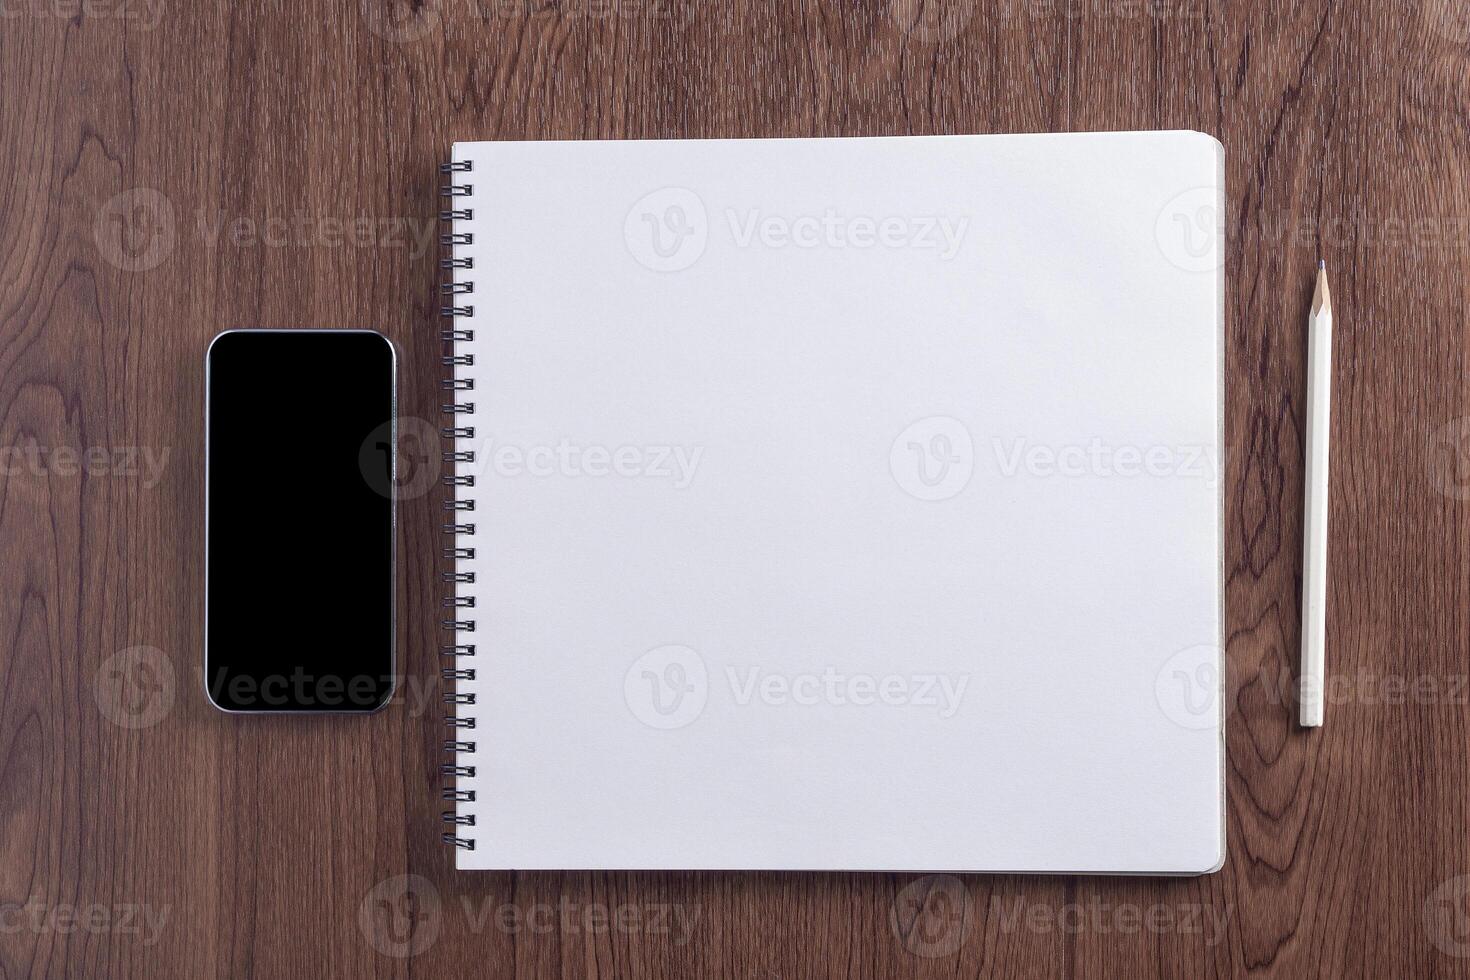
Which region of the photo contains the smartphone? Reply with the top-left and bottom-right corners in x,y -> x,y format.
205,329 -> 396,713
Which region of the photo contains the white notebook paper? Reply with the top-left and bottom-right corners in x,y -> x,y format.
439,132 -> 1225,874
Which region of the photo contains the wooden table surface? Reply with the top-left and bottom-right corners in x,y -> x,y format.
3,0 -> 1468,977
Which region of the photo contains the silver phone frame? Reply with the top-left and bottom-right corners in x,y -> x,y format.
203,328 -> 397,715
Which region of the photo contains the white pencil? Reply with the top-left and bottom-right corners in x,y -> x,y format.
1300,260 -> 1332,727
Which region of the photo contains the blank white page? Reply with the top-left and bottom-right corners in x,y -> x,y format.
445,131 -> 1224,873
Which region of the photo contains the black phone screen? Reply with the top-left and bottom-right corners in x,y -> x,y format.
205,330 -> 395,712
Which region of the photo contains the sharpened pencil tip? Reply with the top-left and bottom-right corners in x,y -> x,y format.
1318,259 -> 1325,270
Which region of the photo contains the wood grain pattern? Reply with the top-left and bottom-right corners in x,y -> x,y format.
1,0 -> 1467,976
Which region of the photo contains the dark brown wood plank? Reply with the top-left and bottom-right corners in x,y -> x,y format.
1,0 -> 1467,977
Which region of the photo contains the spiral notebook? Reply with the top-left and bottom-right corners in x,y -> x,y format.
439,132 -> 1226,873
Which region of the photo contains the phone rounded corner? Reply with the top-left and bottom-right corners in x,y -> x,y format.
205,328 -> 245,368
350,328 -> 397,362
201,670 -> 236,715
363,676 -> 397,714
380,333 -> 400,378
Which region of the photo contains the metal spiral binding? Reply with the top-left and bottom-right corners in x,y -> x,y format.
440,158 -> 477,852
